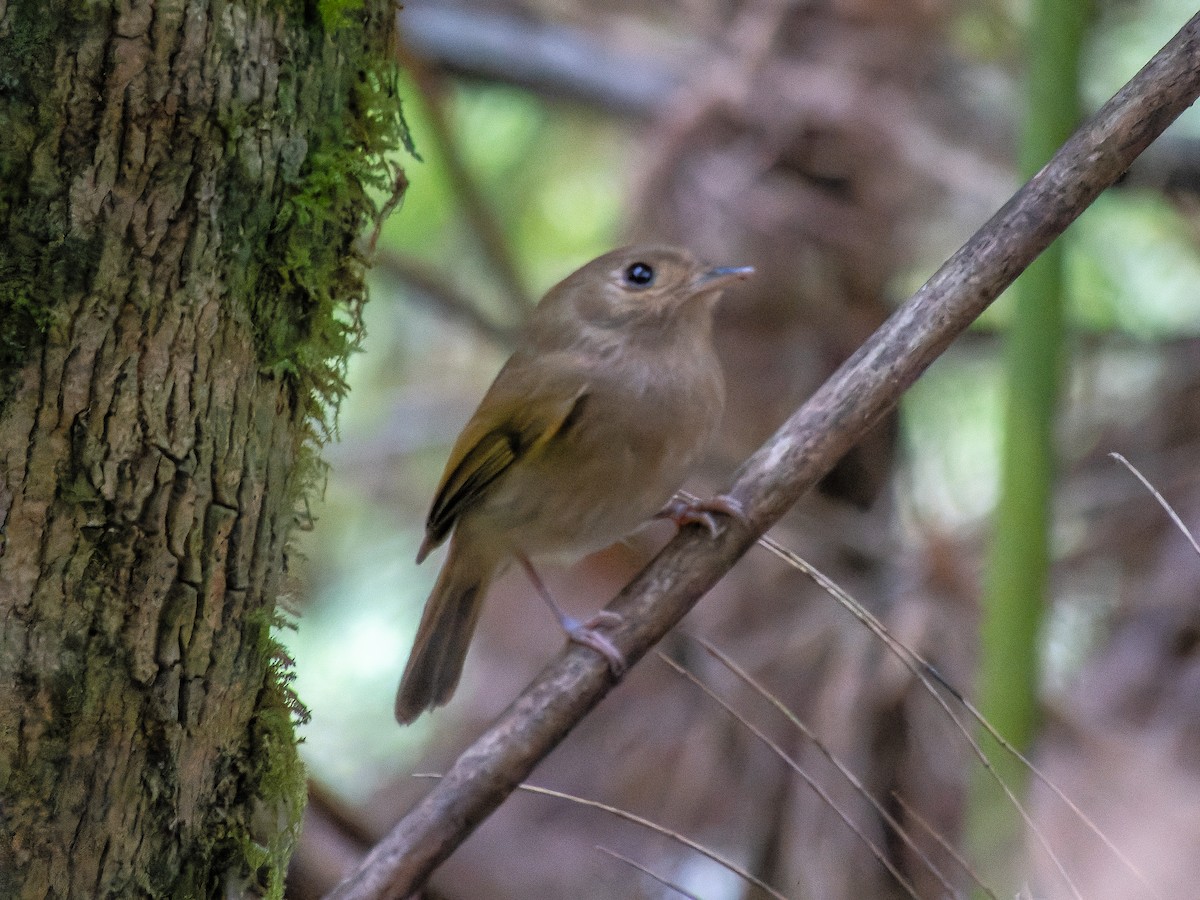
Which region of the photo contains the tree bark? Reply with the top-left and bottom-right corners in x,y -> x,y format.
0,3 -> 405,897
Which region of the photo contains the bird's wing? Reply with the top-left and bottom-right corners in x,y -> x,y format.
418,356 -> 589,560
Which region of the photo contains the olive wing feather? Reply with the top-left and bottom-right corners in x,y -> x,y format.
417,373 -> 589,562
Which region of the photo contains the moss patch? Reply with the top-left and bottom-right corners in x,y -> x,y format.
220,11 -> 413,433
240,622 -> 310,899
0,2 -> 106,403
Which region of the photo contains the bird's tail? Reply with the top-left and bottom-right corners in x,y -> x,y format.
395,538 -> 495,724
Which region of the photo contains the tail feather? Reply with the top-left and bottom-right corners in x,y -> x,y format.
395,540 -> 493,724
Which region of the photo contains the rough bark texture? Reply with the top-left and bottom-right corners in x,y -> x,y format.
0,2 -> 404,897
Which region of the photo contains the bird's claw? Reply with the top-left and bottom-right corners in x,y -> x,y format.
563,611 -> 627,676
656,493 -> 746,536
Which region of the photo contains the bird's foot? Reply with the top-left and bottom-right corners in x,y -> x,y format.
656,493 -> 746,536
518,553 -> 627,676
562,611 -> 626,676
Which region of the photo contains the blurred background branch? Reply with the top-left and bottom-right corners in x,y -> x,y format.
400,1 -> 680,116
393,35 -> 533,320
398,0 -> 1200,194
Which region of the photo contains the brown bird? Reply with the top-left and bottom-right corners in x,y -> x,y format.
395,245 -> 752,724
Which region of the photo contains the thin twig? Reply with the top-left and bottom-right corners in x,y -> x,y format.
690,636 -> 967,900
744,515 -> 1160,900
327,18 -> 1200,899
952,693 -> 1162,900
410,775 -> 787,900
891,791 -> 989,891
594,846 -> 704,900
1110,451 -> 1200,556
657,652 -> 920,900
744,529 -> 1078,897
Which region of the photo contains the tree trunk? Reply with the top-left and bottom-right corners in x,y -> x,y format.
0,3 -> 405,896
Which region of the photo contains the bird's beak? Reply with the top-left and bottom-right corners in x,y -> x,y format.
696,264 -> 754,289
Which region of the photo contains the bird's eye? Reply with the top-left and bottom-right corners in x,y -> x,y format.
623,262 -> 655,287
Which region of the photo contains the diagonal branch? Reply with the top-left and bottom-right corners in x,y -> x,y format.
328,14 -> 1200,900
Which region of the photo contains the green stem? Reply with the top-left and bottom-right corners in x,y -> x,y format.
969,0 -> 1090,888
